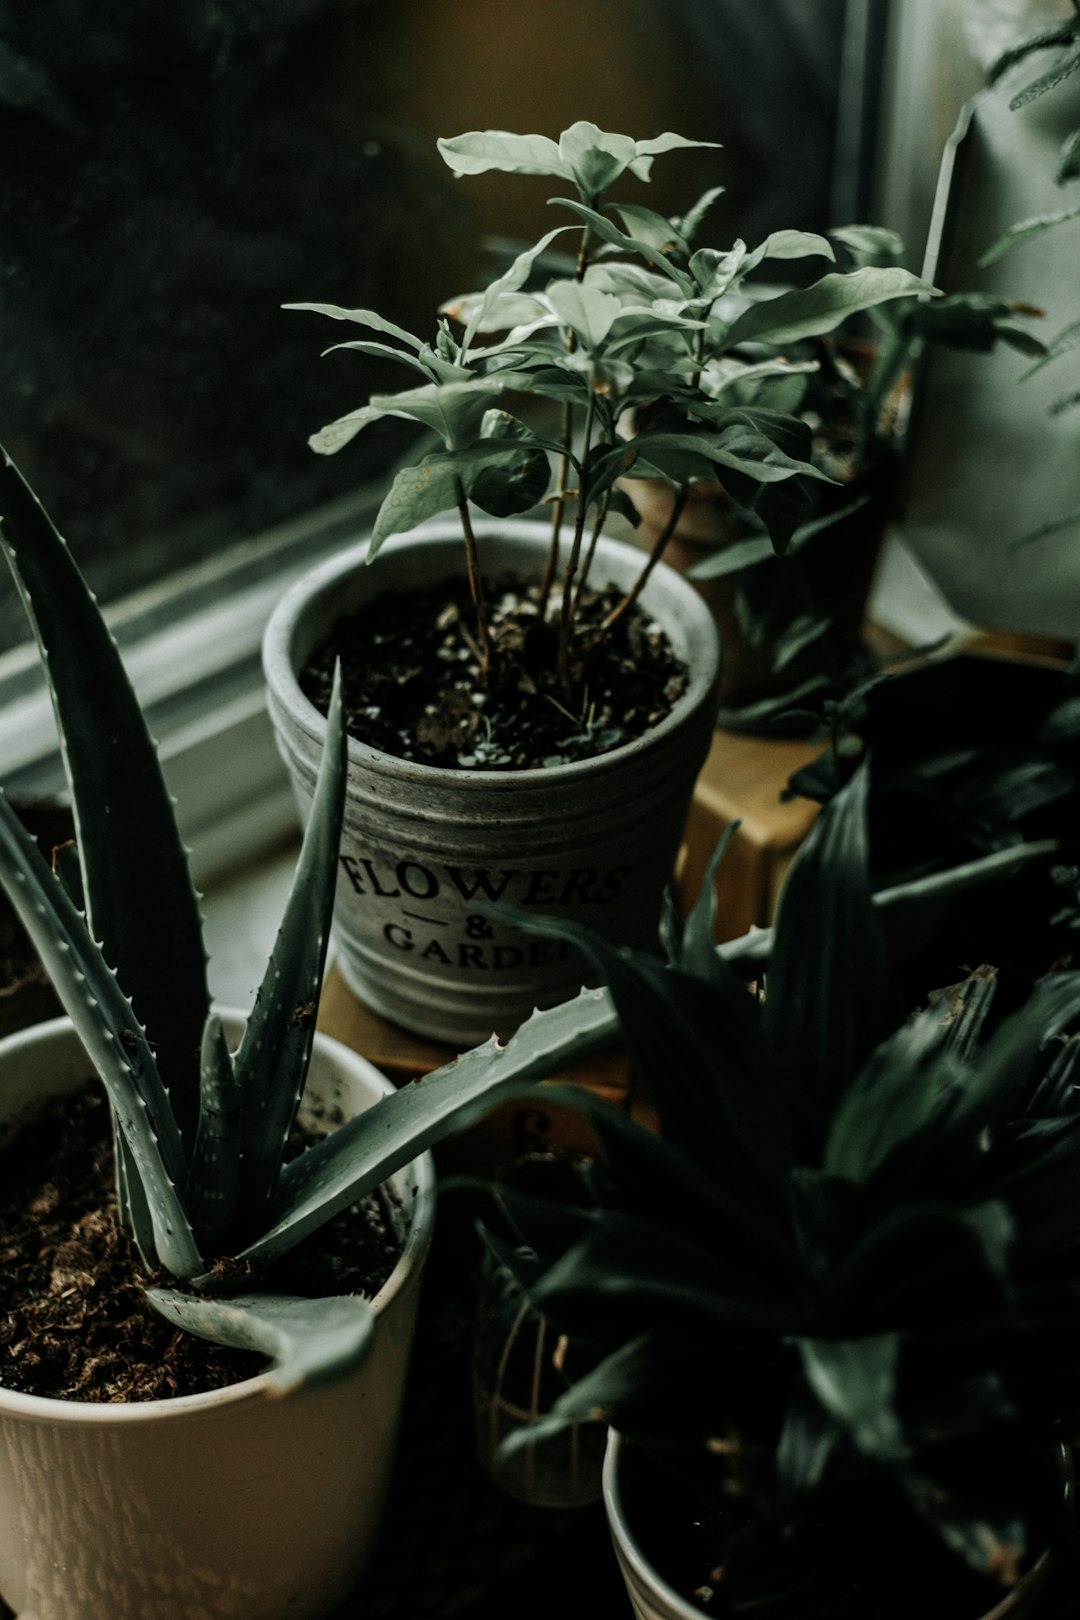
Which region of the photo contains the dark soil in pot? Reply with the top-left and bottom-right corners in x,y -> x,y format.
0,1083 -> 402,1401
301,574 -> 688,771
621,1441 -> 1061,1620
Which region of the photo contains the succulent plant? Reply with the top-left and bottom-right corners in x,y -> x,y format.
470,769 -> 1080,1612
0,446 -> 625,1388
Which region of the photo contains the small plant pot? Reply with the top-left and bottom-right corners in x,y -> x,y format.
263,519 -> 721,1046
603,1433 -> 1061,1620
0,1014 -> 436,1620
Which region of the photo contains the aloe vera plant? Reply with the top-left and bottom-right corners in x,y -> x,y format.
0,446 -> 617,1388
472,769 -> 1080,1613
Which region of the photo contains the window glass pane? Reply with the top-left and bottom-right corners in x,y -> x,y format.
0,0 -> 871,655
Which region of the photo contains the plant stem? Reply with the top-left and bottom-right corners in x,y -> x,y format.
454,476 -> 493,682
601,484 -> 689,636
556,391 -> 598,698
537,224 -> 593,622
537,403 -> 574,620
571,487 -> 612,620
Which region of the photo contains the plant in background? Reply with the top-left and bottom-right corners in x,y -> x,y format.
471,770 -> 1080,1615
289,121 -> 936,705
980,6 -> 1080,547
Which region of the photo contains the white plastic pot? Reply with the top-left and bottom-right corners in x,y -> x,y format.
0,1014 -> 435,1620
603,1432 -> 1058,1620
263,519 -> 721,1046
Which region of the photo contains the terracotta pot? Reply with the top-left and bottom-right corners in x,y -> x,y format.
622,456 -> 896,722
0,1014 -> 436,1620
603,1433 -> 1062,1620
263,519 -> 721,1046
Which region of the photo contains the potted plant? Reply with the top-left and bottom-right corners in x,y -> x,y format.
616,221 -> 1047,729
0,447 -> 685,1619
266,119 -> 943,1043
467,769 -> 1080,1618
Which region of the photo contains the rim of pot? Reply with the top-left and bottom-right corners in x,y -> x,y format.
263,518 -> 722,791
0,1013 -> 436,1423
603,1433 -> 1071,1620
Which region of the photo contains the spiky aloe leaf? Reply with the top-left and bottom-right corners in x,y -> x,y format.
0,446 -> 209,1150
230,986 -> 618,1276
0,792 -> 201,1276
230,667 -> 347,1237
186,1014 -> 242,1253
145,1289 -> 375,1395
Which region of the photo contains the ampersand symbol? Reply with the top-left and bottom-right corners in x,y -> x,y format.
465,913 -> 495,940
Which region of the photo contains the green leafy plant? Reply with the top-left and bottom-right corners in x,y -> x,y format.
469,771 -> 1080,1614
288,121 -> 937,702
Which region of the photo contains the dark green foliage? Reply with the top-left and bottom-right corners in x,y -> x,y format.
784,654 -> 1080,1000
482,770 -> 1080,1610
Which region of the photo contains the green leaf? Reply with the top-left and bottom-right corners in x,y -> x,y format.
461,227 -> 570,352
830,224 -> 905,268
979,204 -> 1080,268
367,377 -> 517,451
283,302 -> 425,351
688,534 -> 775,580
632,131 -> 721,171
240,988 -> 621,1271
308,402 -> 407,456
772,613 -> 831,672
823,1010 -> 958,1184
1057,126 -> 1080,184
481,907 -> 793,1218
674,184 -> 725,244
680,822 -> 741,982
0,447 -> 210,1151
610,202 -> 688,257
798,1335 -> 906,1460
436,129 -> 569,181
1021,316 -> 1080,379
0,792 -> 201,1278
987,18 -> 1080,87
559,122 -> 639,198
145,1290 -> 375,1395
530,1218 -> 795,1340
471,412 -> 551,516
370,460 -> 461,552
1009,42 -> 1080,109
723,268 -> 937,348
549,199 -> 690,292
544,279 -> 623,349
719,843 -> 1062,976
743,230 -> 836,272
186,1014 -> 242,1254
318,339 -> 441,382
231,669 -> 347,1236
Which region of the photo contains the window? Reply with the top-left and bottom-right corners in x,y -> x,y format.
1,0 -> 889,877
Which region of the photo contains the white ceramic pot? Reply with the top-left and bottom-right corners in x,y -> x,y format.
0,1014 -> 435,1620
263,519 -> 721,1046
603,1433 -> 1058,1620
